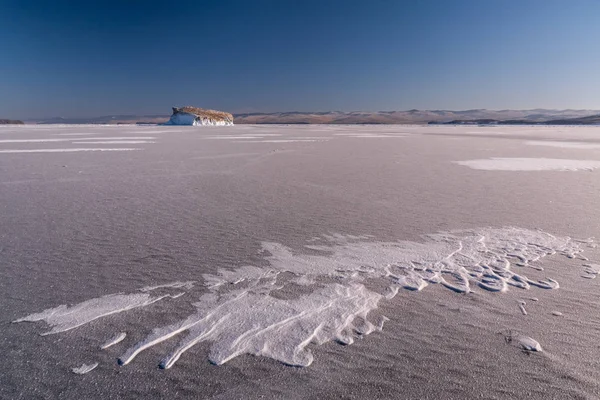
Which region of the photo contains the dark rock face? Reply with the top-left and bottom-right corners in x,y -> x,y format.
0,119 -> 24,124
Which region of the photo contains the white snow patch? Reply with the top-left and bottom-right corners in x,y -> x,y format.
71,141 -> 155,144
455,158 -> 600,171
139,281 -> 195,292
13,293 -> 176,335
526,141 -> 600,150
16,227 -> 594,370
582,264 -> 600,279
0,139 -> 73,143
0,148 -> 141,153
237,139 -> 325,143
120,283 -> 382,368
100,332 -> 127,349
72,363 -> 98,374
518,336 -> 542,352
55,133 -> 101,136
74,137 -> 155,141
204,136 -> 265,140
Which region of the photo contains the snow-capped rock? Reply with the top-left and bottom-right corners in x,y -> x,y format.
164,107 -> 234,126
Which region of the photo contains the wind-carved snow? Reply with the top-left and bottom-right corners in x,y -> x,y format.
518,336 -> 542,352
455,158 -> 600,171
238,139 -> 325,143
14,227 -> 595,371
120,283 -> 383,368
100,332 -> 127,349
139,281 -> 195,292
13,292 -> 179,335
72,363 -> 98,374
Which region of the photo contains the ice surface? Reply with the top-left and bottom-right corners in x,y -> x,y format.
0,138 -> 76,143
204,136 -> 265,140
0,148 -> 141,153
526,141 -> 600,149
15,227 -> 595,370
237,139 -> 324,143
68,136 -> 155,140
71,140 -> 155,144
0,137 -> 153,143
455,158 -> 600,171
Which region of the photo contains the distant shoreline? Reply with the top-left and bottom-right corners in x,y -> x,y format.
18,109 -> 600,126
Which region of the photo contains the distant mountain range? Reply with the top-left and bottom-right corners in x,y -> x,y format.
21,109 -> 600,125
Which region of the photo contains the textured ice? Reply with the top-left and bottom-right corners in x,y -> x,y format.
15,227 -> 595,370
455,158 -> 600,171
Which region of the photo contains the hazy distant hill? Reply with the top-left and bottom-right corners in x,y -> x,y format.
544,114 -> 600,125
432,113 -> 600,126
23,109 -> 600,125
30,115 -> 170,125
0,119 -> 24,124
233,109 -> 600,125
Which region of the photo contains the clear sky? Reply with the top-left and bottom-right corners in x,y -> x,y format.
1,0 -> 600,118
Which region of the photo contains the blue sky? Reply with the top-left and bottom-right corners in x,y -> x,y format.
1,0 -> 599,118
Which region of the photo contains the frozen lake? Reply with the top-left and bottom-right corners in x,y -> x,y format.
2,124 -> 600,399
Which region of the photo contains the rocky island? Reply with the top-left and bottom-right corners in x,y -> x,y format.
0,119 -> 24,124
164,106 -> 234,126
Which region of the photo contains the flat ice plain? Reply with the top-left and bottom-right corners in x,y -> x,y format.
2,124 -> 600,399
